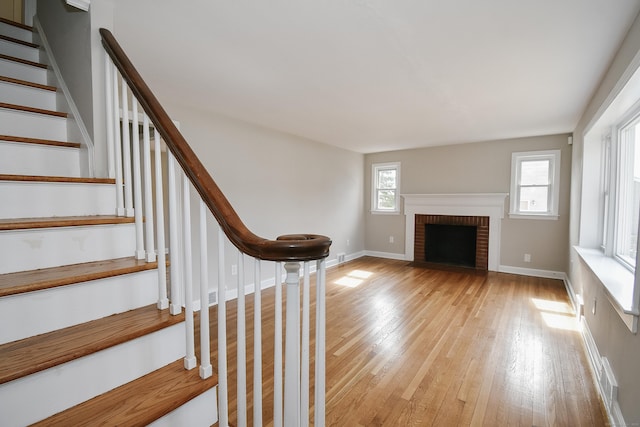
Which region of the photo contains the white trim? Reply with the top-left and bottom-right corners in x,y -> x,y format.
33,17 -> 95,177
363,250 -> 407,261
402,193 -> 507,271
562,273 -> 580,315
66,0 -> 90,11
497,265 -> 565,280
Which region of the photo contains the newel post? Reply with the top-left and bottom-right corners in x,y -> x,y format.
283,262 -> 301,427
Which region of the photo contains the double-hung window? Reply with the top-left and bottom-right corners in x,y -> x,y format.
607,111 -> 640,270
509,150 -> 561,219
371,162 -> 401,214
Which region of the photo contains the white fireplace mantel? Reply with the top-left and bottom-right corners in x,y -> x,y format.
402,193 -> 508,271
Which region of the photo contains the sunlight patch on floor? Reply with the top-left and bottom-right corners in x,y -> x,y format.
334,269 -> 373,288
531,298 -> 579,331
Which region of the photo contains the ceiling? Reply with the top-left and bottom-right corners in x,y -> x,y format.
113,0 -> 640,153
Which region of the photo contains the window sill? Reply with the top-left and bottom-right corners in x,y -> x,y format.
370,210 -> 401,215
508,212 -> 559,220
574,246 -> 639,333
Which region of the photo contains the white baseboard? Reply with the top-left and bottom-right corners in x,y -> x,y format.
498,264 -> 565,280
363,250 -> 407,261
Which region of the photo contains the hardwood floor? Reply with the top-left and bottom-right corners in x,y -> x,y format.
202,256 -> 607,426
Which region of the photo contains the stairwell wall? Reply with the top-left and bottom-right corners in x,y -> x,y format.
164,103 -> 365,294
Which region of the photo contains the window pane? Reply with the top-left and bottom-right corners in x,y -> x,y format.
377,189 -> 396,210
520,160 -> 550,185
618,122 -> 640,267
378,169 -> 397,189
519,186 -> 548,212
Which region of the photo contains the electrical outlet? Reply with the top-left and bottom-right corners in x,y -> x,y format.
524,253 -> 531,262
592,298 -> 597,315
389,236 -> 394,243
231,264 -> 238,276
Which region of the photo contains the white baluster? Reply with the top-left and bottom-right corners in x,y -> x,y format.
112,70 -> 124,216
182,176 -> 196,370
237,252 -> 247,427
120,84 -> 133,217
142,114 -> 157,262
104,55 -> 115,179
199,200 -> 212,378
283,262 -> 301,427
314,259 -> 327,427
167,153 -> 182,315
273,262 -> 283,427
253,259 -> 263,426
154,131 -> 168,309
300,261 -> 310,427
131,99 -> 144,259
217,225 -> 229,427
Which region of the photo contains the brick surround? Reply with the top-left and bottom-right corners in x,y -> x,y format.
414,214 -> 489,270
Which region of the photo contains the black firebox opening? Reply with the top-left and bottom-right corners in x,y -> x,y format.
424,224 -> 477,268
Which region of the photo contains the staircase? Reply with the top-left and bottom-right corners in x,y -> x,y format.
0,17 -> 218,426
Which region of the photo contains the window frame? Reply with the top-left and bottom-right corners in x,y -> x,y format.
371,162 -> 401,214
509,150 -> 561,220
602,106 -> 640,272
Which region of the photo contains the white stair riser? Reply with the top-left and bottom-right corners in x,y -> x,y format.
0,23 -> 33,43
0,269 -> 160,344
149,387 -> 218,427
0,108 -> 66,141
0,223 -> 136,274
0,323 -> 185,427
0,80 -> 56,110
0,57 -> 47,85
0,143 -> 80,177
0,182 -> 114,219
0,39 -> 39,62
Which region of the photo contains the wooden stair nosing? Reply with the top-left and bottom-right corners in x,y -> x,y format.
0,17 -> 33,32
0,174 -> 114,184
0,215 -> 134,231
32,359 -> 218,427
0,76 -> 56,92
0,33 -> 38,49
0,102 -> 67,118
0,52 -> 46,69
0,135 -> 79,148
0,257 -> 159,298
0,304 -> 185,385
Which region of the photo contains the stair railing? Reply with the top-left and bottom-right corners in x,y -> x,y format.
100,28 -> 331,427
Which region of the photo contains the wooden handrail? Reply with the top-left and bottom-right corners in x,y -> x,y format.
100,28 -> 331,262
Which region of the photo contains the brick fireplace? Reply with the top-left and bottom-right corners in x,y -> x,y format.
414,214 -> 489,270
403,193 -> 507,271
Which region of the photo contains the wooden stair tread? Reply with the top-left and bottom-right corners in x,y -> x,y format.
33,359 -> 217,427
0,102 -> 67,118
0,257 -> 158,298
0,33 -> 38,48
0,305 -> 185,385
0,52 -> 46,68
0,17 -> 33,32
0,215 -> 134,231
0,174 -> 114,184
0,134 -> 79,148
0,76 -> 56,91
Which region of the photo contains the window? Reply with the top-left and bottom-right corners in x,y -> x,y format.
371,162 -> 401,213
509,150 -> 561,219
605,110 -> 640,270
